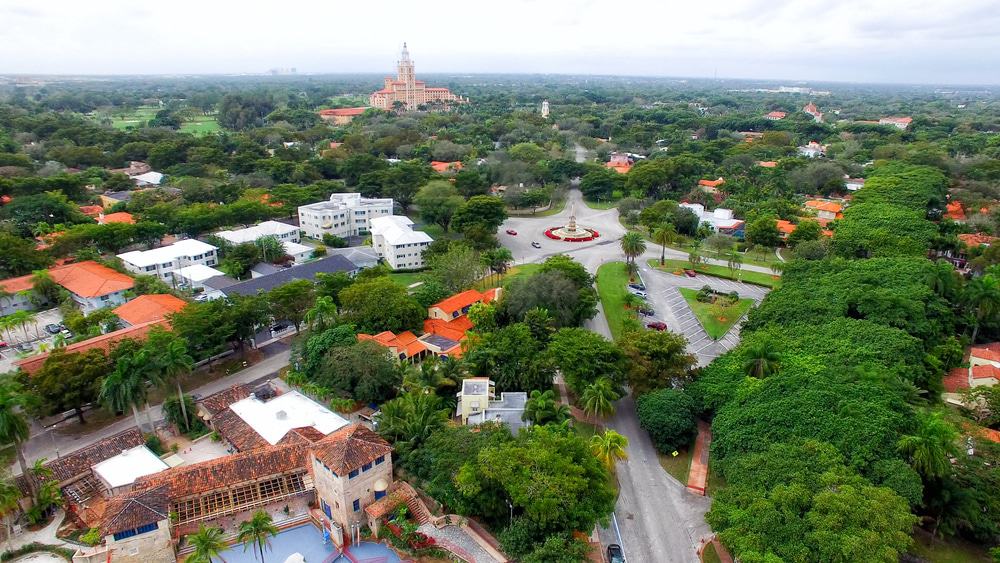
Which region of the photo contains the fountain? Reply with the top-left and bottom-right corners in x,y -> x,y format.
545,202 -> 600,241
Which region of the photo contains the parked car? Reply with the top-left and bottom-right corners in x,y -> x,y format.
44,324 -> 61,334
628,283 -> 645,291
684,269 -> 697,277
637,307 -> 654,316
0,341 -> 7,348
632,291 -> 648,299
15,343 -> 33,353
505,229 -> 517,236
647,321 -> 667,331
627,286 -> 646,295
607,544 -> 625,563
60,329 -> 74,339
531,241 -> 542,249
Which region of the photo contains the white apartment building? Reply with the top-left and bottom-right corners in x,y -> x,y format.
370,216 -> 433,270
215,220 -> 311,264
298,193 -> 394,239
118,239 -> 219,282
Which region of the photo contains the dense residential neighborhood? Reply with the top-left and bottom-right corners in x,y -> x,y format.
0,23 -> 998,563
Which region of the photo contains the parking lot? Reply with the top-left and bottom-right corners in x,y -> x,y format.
635,265 -> 770,366
0,308 -> 65,373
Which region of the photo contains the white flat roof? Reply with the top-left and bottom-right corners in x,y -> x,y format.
228,390 -> 349,446
175,264 -> 225,282
216,221 -> 299,245
283,241 -> 312,256
383,226 -> 433,246
370,215 -> 414,235
118,239 -> 217,268
92,445 -> 169,488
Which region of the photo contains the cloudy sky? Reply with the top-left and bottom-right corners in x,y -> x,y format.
2,0 -> 998,84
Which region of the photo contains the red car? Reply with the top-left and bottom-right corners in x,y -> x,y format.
647,322 -> 667,331
505,229 -> 517,236
0,341 -> 6,348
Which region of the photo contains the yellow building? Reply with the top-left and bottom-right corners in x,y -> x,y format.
369,43 -> 466,110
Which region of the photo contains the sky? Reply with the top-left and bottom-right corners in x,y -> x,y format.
2,0 -> 999,85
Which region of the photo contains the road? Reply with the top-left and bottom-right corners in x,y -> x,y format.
13,343 -> 291,472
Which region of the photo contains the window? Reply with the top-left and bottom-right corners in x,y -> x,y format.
349,469 -> 359,479
112,522 -> 159,541
353,499 -> 360,512
362,462 -> 372,472
375,456 -> 385,466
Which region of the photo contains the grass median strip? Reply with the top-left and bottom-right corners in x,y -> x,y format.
647,258 -> 780,288
596,261 -> 631,341
678,287 -> 753,339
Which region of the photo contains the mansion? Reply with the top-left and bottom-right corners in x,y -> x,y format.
369,43 -> 467,110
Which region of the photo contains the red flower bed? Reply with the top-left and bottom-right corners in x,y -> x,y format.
545,228 -> 599,242
386,521 -> 436,550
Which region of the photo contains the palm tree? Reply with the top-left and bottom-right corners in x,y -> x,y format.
401,358 -> 457,395
237,510 -> 278,563
304,296 -> 338,332
155,334 -> 195,431
186,524 -> 227,563
769,260 -> 785,277
376,392 -> 450,450
482,248 -> 514,285
964,275 -> 1000,343
926,259 -> 960,299
100,352 -> 152,431
688,244 -> 703,269
0,475 -> 21,550
652,224 -> 677,266
726,251 -> 743,280
580,377 -> 620,418
742,342 -> 781,378
522,389 -> 570,426
0,383 -> 34,497
591,430 -> 629,469
620,232 -> 646,265
897,411 -> 958,480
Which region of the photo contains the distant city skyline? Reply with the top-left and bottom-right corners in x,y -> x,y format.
3,0 -> 999,85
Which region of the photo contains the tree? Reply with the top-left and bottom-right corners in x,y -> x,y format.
427,244 -> 483,293
415,180 -> 464,231
268,279 -> 316,332
170,300 -> 237,360
311,340 -> 400,404
636,388 -> 698,453
579,168 -> 625,200
619,232 -> 646,264
0,381 -> 35,497
652,223 -> 677,266
339,277 -> 425,334
481,247 -> 514,285
236,510 -> 278,563
590,430 -> 628,469
304,296 -> 338,333
102,340 -> 157,431
186,525 -> 227,563
464,323 -> 554,392
376,391 -> 450,456
546,328 -> 624,394
21,348 -> 106,424
744,216 -> 781,248
522,389 -> 570,426
0,234 -> 52,278
897,410 -> 958,480
742,341 -> 781,378
786,219 -> 822,247
147,330 -> 194,431
620,330 -> 696,395
454,170 -> 489,198
499,270 -> 596,328
450,196 -> 508,234
964,274 -> 1000,343
704,233 -> 735,256
726,251 -> 743,280
579,377 -> 620,419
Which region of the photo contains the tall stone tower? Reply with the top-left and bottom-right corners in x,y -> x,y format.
541,100 -> 550,119
397,43 -> 416,109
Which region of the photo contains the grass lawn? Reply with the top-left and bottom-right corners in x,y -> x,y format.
909,533 -> 993,562
701,542 -> 723,563
648,258 -> 780,288
107,106 -> 159,129
573,420 -> 602,441
583,197 -> 619,210
678,287 -> 753,340
658,448 -> 693,484
525,196 -> 567,217
596,262 -> 633,341
389,271 -> 425,288
179,116 -> 220,135
474,263 -> 542,290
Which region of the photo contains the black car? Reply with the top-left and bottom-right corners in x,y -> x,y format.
15,342 -> 33,353
44,324 -> 61,334
607,544 -> 625,563
628,283 -> 645,291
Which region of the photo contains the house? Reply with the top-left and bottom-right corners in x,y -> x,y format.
171,264 -> 226,291
48,261 -> 134,313
132,171 -> 163,187
112,294 -> 187,327
775,220 -> 797,240
16,320 -> 165,374
97,212 -> 135,225
212,387 -> 350,452
92,446 -> 169,496
99,191 -> 134,208
697,177 -> 726,194
804,200 -> 844,222
297,193 -> 394,240
428,288 -> 500,321
202,253 -> 359,299
0,274 -> 37,316
879,116 -> 913,130
945,201 -> 966,221
757,161 -> 778,168
764,111 -> 786,120
679,203 -> 745,237
317,107 -> 368,125
944,344 -> 1000,397
803,102 -> 823,122
369,216 -> 433,269
456,377 -> 529,434
79,205 -> 104,218
797,141 -> 826,158
118,239 -> 219,283
845,177 -> 866,192
216,220 -> 311,264
605,152 -> 632,174
958,233 -> 998,248
430,161 -> 463,173
358,331 -> 429,362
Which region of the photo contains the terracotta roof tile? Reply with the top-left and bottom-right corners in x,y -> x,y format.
959,233 -> 997,248
971,342 -> 1000,363
113,294 -> 187,326
101,484 -> 170,536
48,260 -> 133,298
805,200 -> 843,214
971,364 -> 1000,380
98,212 -> 135,225
212,408 -> 271,452
430,161 -> 463,173
431,289 -> 489,316
0,274 -> 35,294
16,320 -> 165,375
942,367 -> 970,393
311,424 -> 392,475
79,205 -> 104,217
318,107 -> 368,117
698,178 -> 725,188
365,481 -> 417,519
46,428 -> 145,484
199,384 -> 252,416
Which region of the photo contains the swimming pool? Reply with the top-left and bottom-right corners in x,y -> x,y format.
211,523 -> 401,563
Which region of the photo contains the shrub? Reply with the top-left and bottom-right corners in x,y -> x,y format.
636,388 -> 698,453
322,233 -> 348,248
145,434 -> 165,455
80,527 -> 102,546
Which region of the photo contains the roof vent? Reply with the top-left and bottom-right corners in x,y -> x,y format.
276,410 -> 288,420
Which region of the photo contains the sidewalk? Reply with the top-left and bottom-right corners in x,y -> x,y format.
687,420 -> 712,496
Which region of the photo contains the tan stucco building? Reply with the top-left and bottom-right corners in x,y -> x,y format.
369,44 -> 466,110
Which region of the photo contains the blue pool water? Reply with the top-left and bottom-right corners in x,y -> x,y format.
212,524 -> 401,563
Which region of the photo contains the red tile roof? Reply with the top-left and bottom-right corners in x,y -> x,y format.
431,289 -> 490,315
318,107 -> 368,117
0,274 -> 35,294
358,330 -> 428,359
971,342 -> 1000,363
48,260 -> 133,298
959,233 -> 997,248
198,384 -> 252,416
775,220 -> 796,236
16,320 -> 165,374
98,212 -> 135,225
365,481 -> 418,519
971,364 -> 1000,380
430,161 -> 463,173
698,178 -> 725,188
765,111 -> 786,119
79,205 -> 104,217
112,294 -> 187,326
311,424 -> 392,475
943,367 -> 970,393
945,201 -> 966,221
805,200 -> 844,214
757,161 -> 778,168
101,484 -> 170,536
46,428 -> 146,484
